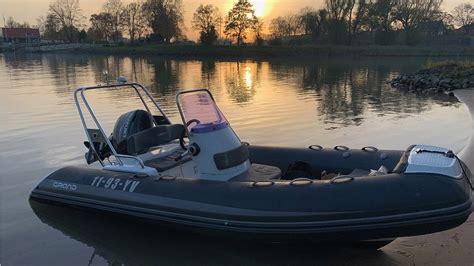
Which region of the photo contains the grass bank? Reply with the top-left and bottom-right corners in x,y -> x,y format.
74,44 -> 474,58
424,59 -> 474,69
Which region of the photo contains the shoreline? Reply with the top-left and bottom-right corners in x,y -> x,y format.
40,44 -> 474,58
390,63 -> 474,95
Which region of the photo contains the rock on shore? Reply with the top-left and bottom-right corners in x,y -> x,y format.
389,63 -> 474,95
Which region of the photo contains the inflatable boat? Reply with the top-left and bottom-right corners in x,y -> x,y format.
30,80 -> 473,243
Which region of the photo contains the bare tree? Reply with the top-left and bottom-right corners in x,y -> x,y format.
135,12 -> 150,41
88,12 -> 114,42
5,17 -> 31,28
286,14 -> 303,35
270,17 -> 289,38
48,0 -> 84,41
299,7 -> 316,35
5,17 -> 19,28
37,14 -> 61,39
325,0 -> 355,21
192,4 -> 221,44
121,1 -> 149,44
270,15 -> 302,38
439,11 -> 455,30
224,0 -> 259,45
351,0 -> 370,35
452,3 -> 474,32
390,0 -> 444,44
366,0 -> 394,32
327,0 -> 372,38
296,8 -> 330,42
103,0 -> 124,42
36,16 -> 46,33
391,0 -> 443,30
325,0 -> 355,44
143,0 -> 184,43
254,19 -> 265,45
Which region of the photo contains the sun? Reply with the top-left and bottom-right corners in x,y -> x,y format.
224,0 -> 271,18
249,0 -> 269,17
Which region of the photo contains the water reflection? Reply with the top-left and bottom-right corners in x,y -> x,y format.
2,53 -> 460,129
223,61 -> 260,103
269,59 -> 459,127
1,53 -> 472,265
30,200 -> 396,266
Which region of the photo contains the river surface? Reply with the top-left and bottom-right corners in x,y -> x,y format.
0,53 -> 473,265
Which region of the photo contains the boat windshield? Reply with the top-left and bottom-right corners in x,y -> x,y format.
177,90 -> 228,133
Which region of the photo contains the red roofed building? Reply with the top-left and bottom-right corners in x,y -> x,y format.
1,28 -> 41,43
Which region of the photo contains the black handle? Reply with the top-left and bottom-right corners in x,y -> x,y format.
362,146 -> 379,152
334,145 -> 349,151
309,145 -> 323,150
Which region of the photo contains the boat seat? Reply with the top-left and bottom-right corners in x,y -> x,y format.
144,148 -> 192,172
125,124 -> 185,155
112,109 -> 185,155
230,164 -> 282,182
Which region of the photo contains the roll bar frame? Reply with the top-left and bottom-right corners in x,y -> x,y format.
73,82 -> 171,168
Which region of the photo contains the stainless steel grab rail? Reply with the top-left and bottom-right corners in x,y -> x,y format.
73,82 -> 171,168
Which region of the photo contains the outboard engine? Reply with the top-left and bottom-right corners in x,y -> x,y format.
177,90 -> 251,180
112,109 -> 155,154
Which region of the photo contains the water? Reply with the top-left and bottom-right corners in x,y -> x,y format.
0,53 -> 472,265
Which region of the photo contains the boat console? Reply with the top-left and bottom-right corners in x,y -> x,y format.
176,90 -> 251,180
75,79 -> 270,181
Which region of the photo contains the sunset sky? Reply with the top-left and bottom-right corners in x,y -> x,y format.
0,0 -> 467,40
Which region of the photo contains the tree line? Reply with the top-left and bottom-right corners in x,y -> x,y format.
5,0 -> 474,46
35,0 -> 184,44
269,0 -> 474,45
31,0 -> 262,45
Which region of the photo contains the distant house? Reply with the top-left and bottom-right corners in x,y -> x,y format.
1,28 -> 41,43
417,21 -> 447,37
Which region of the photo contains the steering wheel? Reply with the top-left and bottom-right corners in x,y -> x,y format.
186,119 -> 201,127
179,119 -> 201,149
